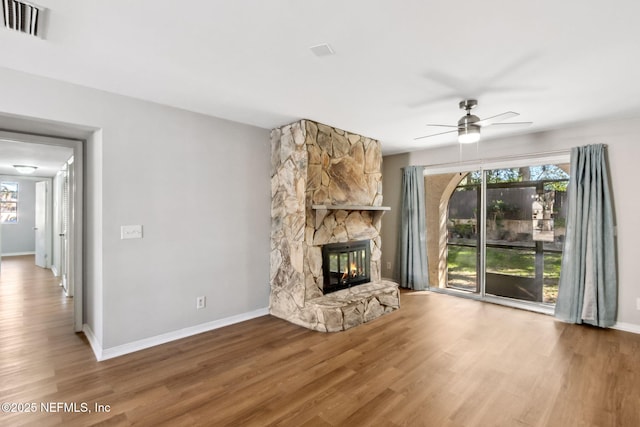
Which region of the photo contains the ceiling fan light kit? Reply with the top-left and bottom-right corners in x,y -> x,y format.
458,125 -> 480,144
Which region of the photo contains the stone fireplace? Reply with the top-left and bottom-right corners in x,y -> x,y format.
270,119 -> 399,332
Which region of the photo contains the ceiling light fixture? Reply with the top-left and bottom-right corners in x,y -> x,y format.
13,164 -> 38,174
458,125 -> 480,144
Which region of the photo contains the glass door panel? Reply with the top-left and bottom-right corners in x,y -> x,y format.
484,165 -> 569,304
446,172 -> 480,292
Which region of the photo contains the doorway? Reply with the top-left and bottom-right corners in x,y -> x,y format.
425,154 -> 570,310
0,129 -> 84,331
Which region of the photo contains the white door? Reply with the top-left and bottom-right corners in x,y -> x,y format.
52,167 -> 70,292
60,169 -> 70,295
66,155 -> 83,331
35,181 -> 48,268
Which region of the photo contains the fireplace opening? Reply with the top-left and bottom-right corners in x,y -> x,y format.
321,240 -> 371,294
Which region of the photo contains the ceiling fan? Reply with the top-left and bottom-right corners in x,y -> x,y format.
415,99 -> 532,144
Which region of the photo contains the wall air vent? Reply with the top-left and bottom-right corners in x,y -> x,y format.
2,0 -> 44,37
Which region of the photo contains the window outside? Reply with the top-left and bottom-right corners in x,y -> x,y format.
446,164 -> 569,305
1,182 -> 19,224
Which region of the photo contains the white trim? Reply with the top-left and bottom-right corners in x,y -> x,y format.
1,251 -> 36,256
612,322 -> 640,335
51,265 -> 59,277
0,130 -> 84,332
428,287 -> 555,316
68,146 -> 83,331
428,289 -> 640,334
82,323 -> 103,360
423,151 -> 571,175
484,295 -> 554,316
85,307 -> 270,361
0,174 -> 56,181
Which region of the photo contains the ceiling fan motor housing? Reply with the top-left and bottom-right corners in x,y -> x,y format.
458,113 -> 480,127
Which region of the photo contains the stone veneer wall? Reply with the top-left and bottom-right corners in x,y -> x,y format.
302,120 -> 383,300
270,119 -> 393,330
270,121 -> 307,322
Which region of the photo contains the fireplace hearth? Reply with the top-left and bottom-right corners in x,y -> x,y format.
321,240 -> 371,294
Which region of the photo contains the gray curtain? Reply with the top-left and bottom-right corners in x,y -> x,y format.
555,144 -> 617,327
398,166 -> 428,290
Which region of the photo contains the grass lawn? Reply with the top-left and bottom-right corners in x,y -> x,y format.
447,245 -> 561,304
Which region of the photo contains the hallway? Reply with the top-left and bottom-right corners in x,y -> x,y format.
0,255 -> 92,426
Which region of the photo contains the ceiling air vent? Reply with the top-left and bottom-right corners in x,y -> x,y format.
2,0 -> 44,37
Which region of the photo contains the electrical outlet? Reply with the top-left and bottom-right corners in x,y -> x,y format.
386,261 -> 392,270
636,297 -> 640,311
196,296 -> 206,310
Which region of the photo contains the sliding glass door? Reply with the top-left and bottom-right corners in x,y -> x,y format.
427,159 -> 569,308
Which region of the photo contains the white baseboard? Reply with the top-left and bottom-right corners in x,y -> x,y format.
51,265 -> 59,277
84,307 -> 269,361
612,322 -> 640,335
82,324 -> 103,360
1,251 -> 36,257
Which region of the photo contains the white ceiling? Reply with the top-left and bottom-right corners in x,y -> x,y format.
1,1 -> 640,155
0,139 -> 72,177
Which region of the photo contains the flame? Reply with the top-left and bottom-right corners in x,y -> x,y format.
342,262 -> 359,280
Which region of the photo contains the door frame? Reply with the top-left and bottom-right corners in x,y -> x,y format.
0,130 -> 84,332
424,151 -> 570,315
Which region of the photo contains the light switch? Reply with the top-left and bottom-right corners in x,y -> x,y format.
121,225 -> 143,239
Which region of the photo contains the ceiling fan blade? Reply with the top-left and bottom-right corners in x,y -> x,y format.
489,121 -> 533,127
425,124 -> 460,128
414,129 -> 458,140
475,111 -> 519,127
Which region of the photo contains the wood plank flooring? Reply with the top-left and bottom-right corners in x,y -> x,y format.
1,255 -> 640,426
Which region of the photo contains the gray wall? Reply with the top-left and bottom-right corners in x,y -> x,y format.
382,117 -> 640,329
0,67 -> 271,350
0,177 -> 36,255
380,153 -> 409,281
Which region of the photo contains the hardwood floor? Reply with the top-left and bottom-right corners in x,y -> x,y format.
1,255 -> 640,426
